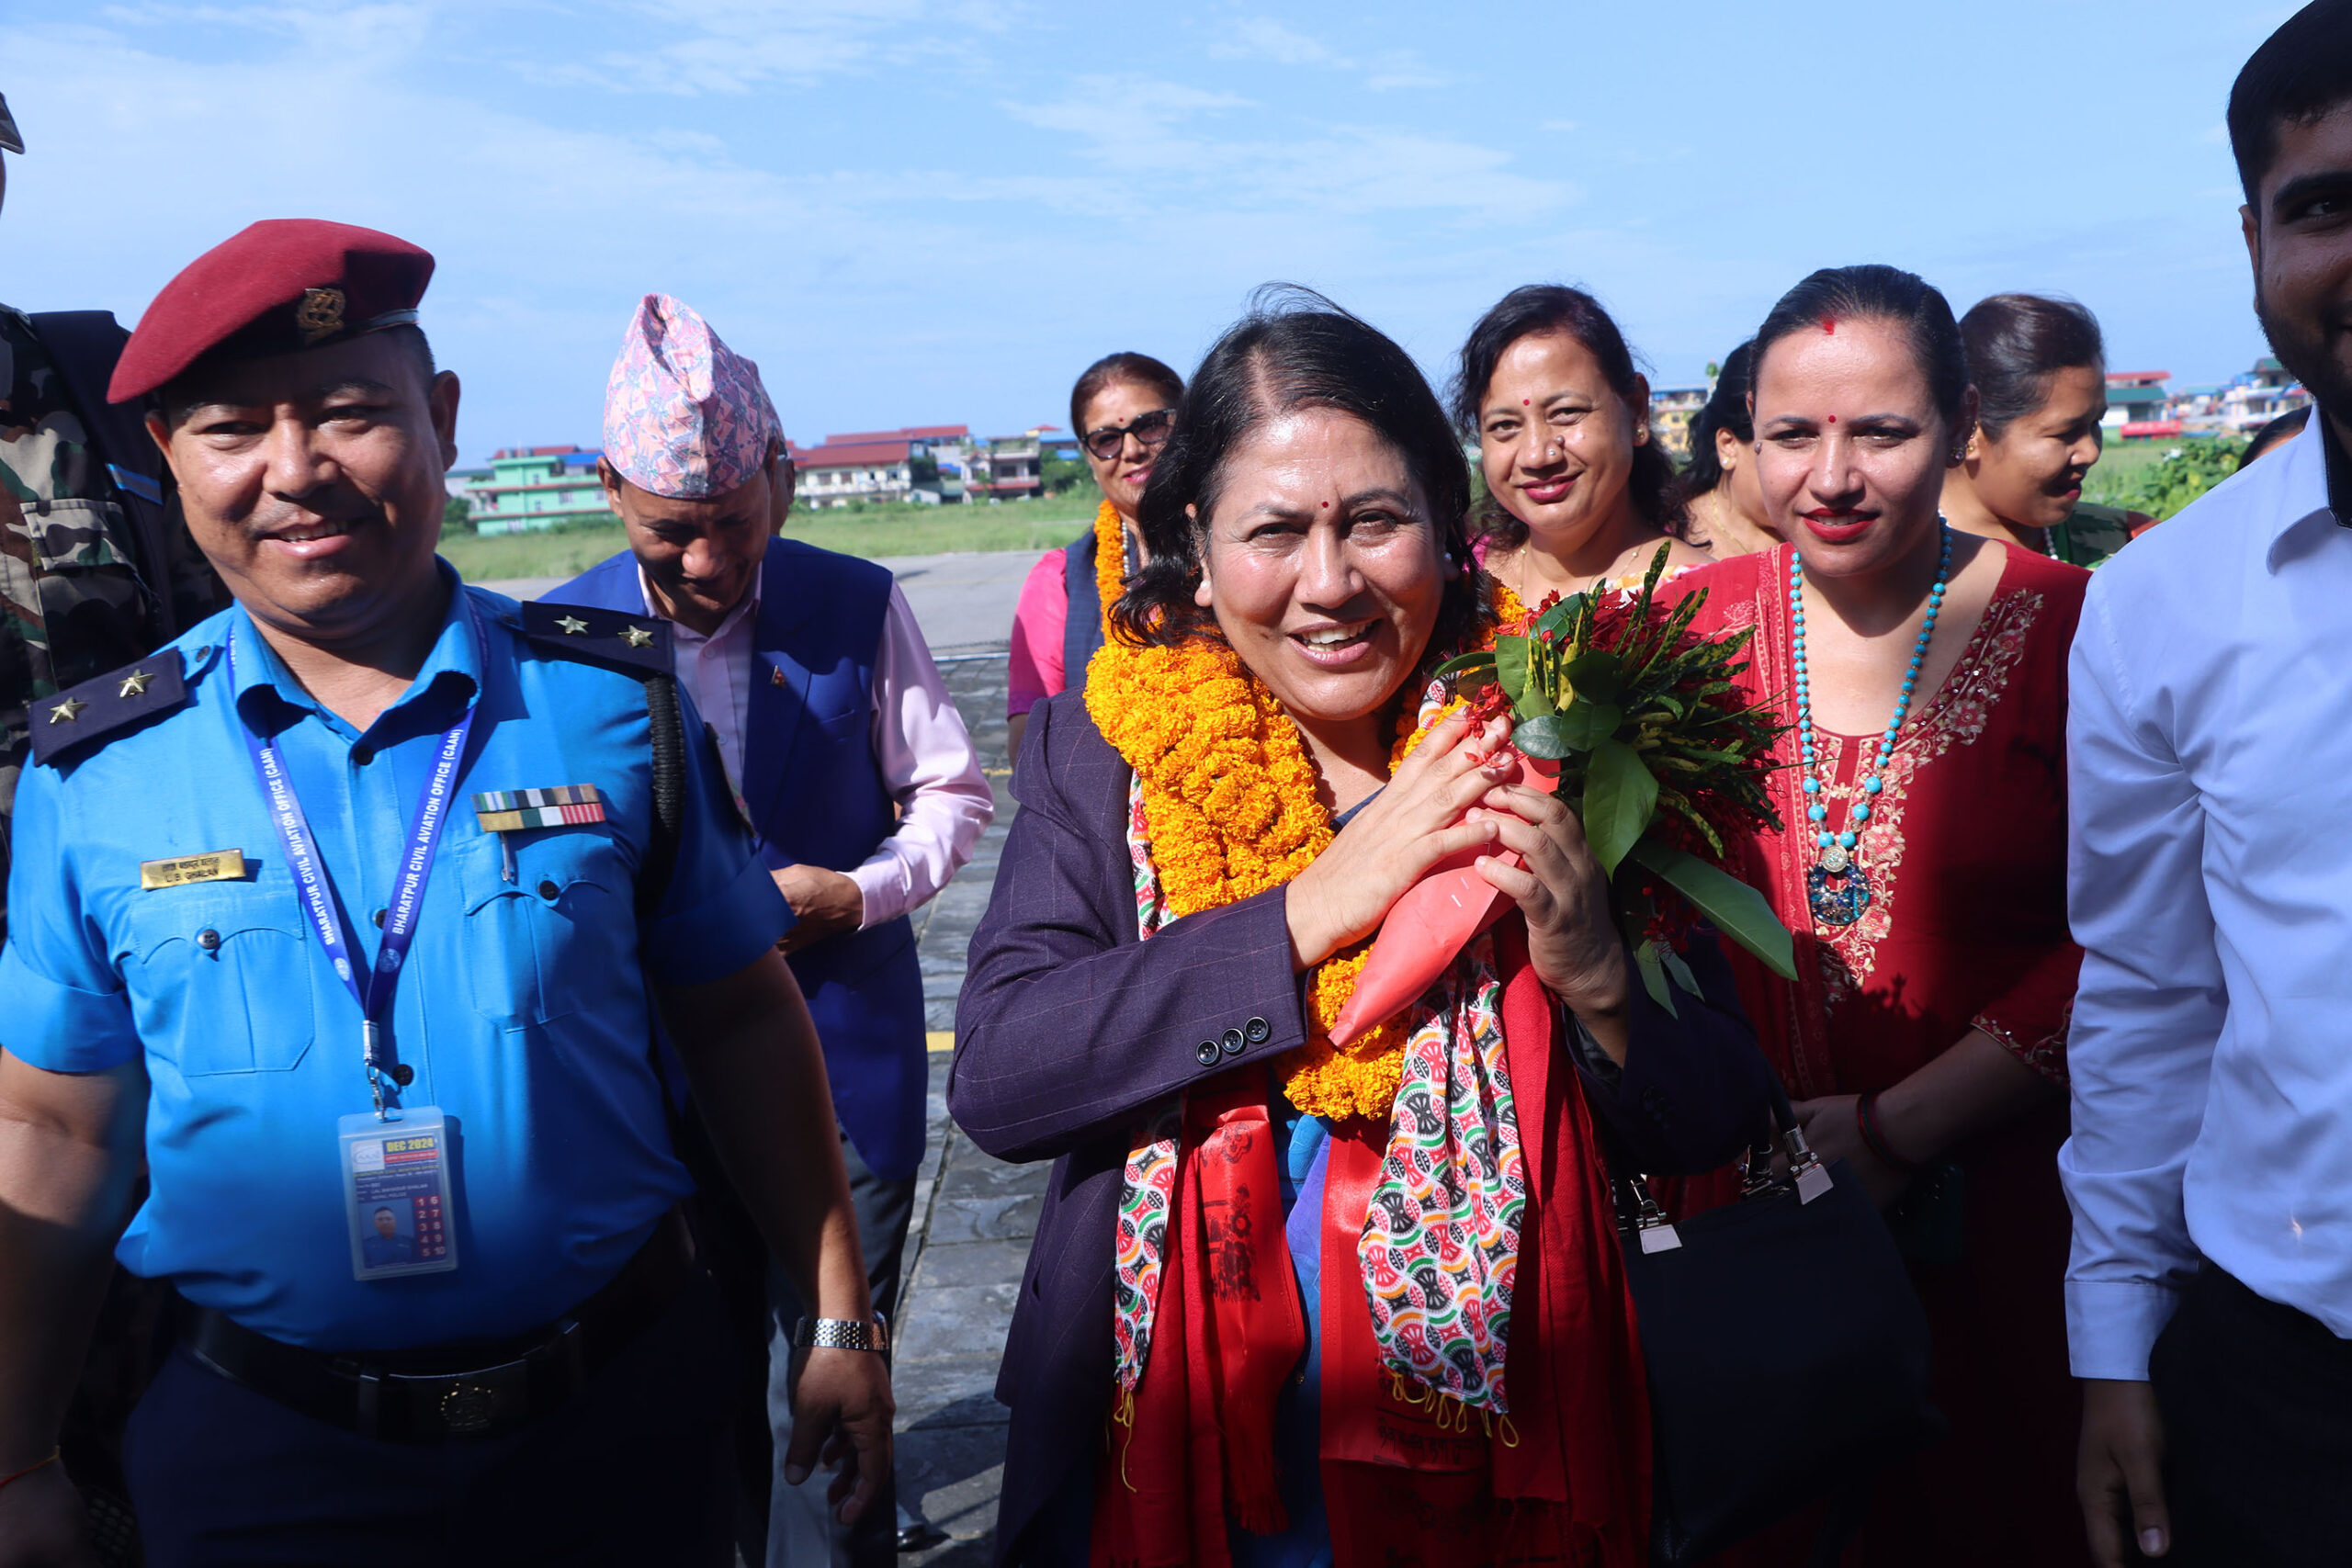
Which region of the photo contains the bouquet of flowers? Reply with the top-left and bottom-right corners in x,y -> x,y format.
1331,547 -> 1792,1043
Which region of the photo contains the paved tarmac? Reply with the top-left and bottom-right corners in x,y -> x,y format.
486,551 -> 1044,1561
480,547 -> 1050,656
894,652 -> 1041,1564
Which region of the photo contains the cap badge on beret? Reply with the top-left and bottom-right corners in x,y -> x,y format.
297,288 -> 346,346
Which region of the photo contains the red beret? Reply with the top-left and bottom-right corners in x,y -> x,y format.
108,219 -> 435,403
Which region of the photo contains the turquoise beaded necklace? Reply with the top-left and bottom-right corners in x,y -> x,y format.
1789,522 -> 1952,928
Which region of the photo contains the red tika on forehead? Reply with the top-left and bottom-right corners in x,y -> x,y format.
1821,317 -> 1837,335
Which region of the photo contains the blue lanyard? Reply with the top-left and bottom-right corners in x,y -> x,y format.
229,610 -> 480,1119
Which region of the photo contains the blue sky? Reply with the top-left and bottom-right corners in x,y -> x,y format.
1,1 -> 2303,466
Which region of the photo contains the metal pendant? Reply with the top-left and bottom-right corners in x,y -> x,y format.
1807,853 -> 1872,927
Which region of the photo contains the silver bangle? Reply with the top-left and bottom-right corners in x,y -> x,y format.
793,1314 -> 888,1352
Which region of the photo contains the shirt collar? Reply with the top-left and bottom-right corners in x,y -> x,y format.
635,558 -> 761,641
232,559 -> 482,734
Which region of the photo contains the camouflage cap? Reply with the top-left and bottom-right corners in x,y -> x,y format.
0,94 -> 22,155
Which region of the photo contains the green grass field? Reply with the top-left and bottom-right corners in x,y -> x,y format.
440,491 -> 1102,581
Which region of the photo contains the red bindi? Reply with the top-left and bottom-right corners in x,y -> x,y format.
1522,398 -> 1531,405
1320,500 -> 1329,508
1827,414 -> 1837,423
1821,317 -> 1836,334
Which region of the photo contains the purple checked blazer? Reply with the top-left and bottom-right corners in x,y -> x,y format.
950,688 -> 1775,1566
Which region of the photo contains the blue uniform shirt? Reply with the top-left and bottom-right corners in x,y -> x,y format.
0,570 -> 791,1351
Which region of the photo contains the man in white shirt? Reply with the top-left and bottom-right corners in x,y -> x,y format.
560,294 -> 992,1567
2066,6 -> 2352,1563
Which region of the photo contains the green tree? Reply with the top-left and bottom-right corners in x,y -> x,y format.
444,493 -> 475,536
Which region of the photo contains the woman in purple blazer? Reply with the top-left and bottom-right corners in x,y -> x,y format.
952,293 -> 1774,1568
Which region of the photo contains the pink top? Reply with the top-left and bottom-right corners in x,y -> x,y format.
1007,547 -> 1069,719
639,566 -> 995,930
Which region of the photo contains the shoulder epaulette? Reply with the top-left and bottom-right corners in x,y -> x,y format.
28,648 -> 191,767
521,600 -> 673,677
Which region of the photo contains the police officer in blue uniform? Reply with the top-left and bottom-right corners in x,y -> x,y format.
0,220 -> 892,1567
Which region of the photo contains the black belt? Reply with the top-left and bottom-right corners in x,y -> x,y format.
177,1208 -> 697,1443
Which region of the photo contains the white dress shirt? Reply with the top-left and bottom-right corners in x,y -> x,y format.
2064,412 -> 2352,1380
639,564 -> 994,930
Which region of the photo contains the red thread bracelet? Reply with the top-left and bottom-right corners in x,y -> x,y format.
0,1447 -> 59,1495
1856,1092 -> 1924,1175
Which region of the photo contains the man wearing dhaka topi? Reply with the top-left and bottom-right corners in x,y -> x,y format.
0,220 -> 890,1565
560,294 -> 991,1567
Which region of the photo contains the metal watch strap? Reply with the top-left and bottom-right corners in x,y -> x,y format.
794,1314 -> 888,1352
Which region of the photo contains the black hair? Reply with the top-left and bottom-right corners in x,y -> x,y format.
2227,0 -> 2352,210
163,322 -> 437,427
1069,351 -> 1184,441
1958,294 -> 2105,441
1447,284 -> 1680,546
1668,339 -> 1756,506
1752,265 -> 1972,435
2239,404 -> 2312,469
1111,286 -> 1482,655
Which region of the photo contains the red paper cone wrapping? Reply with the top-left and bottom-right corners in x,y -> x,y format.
1327,749 -> 1555,1048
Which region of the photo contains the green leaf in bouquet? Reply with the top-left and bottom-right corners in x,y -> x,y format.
1495,635 -> 1551,718
1561,650 -> 1624,705
1582,737 -> 1657,875
1533,592 -> 1586,638
1556,699 -> 1623,752
1662,947 -> 1702,998
1431,650 -> 1497,682
1634,940 -> 1677,1016
1511,713 -> 1576,760
1626,837 -> 1797,981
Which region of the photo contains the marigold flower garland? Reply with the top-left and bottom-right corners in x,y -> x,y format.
1085,633 -> 1435,1121
1093,499 -> 1126,640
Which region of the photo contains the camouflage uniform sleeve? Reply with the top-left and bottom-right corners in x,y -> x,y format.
0,310 -> 178,943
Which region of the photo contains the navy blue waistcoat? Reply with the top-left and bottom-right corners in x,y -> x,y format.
559,541 -> 927,1181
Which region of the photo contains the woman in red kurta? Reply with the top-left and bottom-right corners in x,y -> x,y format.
1668,265 -> 2089,1567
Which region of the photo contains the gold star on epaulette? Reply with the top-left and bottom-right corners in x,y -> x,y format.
47,696 -> 86,724
555,615 -> 591,636
621,625 -> 655,649
119,670 -> 152,699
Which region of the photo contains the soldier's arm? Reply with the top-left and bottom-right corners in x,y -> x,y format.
0,1052 -> 145,1563
655,951 -> 892,1526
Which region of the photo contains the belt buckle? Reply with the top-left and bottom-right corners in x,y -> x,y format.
438,1381 -> 499,1436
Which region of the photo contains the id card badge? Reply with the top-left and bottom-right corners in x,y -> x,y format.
339,1109 -> 459,1280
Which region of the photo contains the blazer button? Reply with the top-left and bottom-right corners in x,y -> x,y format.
1220,1028 -> 1246,1056
1194,1041 -> 1221,1067
1244,1017 -> 1272,1045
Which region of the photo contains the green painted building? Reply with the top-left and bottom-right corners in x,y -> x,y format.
465,446 -> 614,535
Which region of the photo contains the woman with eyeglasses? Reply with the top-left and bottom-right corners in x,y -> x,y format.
1453,286 -> 1711,624
1007,352 -> 1184,761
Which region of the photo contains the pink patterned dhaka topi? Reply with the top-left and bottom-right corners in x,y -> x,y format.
603,293 -> 783,500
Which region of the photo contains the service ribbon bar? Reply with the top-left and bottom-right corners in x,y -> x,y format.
472,784 -> 605,834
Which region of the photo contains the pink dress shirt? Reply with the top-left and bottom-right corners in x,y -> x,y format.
639,565 -> 994,929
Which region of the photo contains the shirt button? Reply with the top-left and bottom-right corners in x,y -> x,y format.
372,909 -> 388,929
195,928 -> 220,952
1220,1028 -> 1245,1055
1193,1041 -> 1220,1068
537,880 -> 560,901
352,746 -> 375,766
1244,1017 -> 1272,1045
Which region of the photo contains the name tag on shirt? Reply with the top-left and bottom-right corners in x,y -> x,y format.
472,784 -> 605,835
139,850 -> 247,890
340,1110 -> 460,1281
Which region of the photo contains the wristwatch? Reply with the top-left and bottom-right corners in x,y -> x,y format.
793,1314 -> 888,1352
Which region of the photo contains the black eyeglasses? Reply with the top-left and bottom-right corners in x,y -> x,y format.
1083,408 -> 1175,461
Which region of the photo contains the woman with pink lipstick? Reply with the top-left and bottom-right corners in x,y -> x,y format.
1007,351 -> 1184,760
1451,286 -> 1710,620
1943,293 -> 2147,569
1672,266 -> 2090,1567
